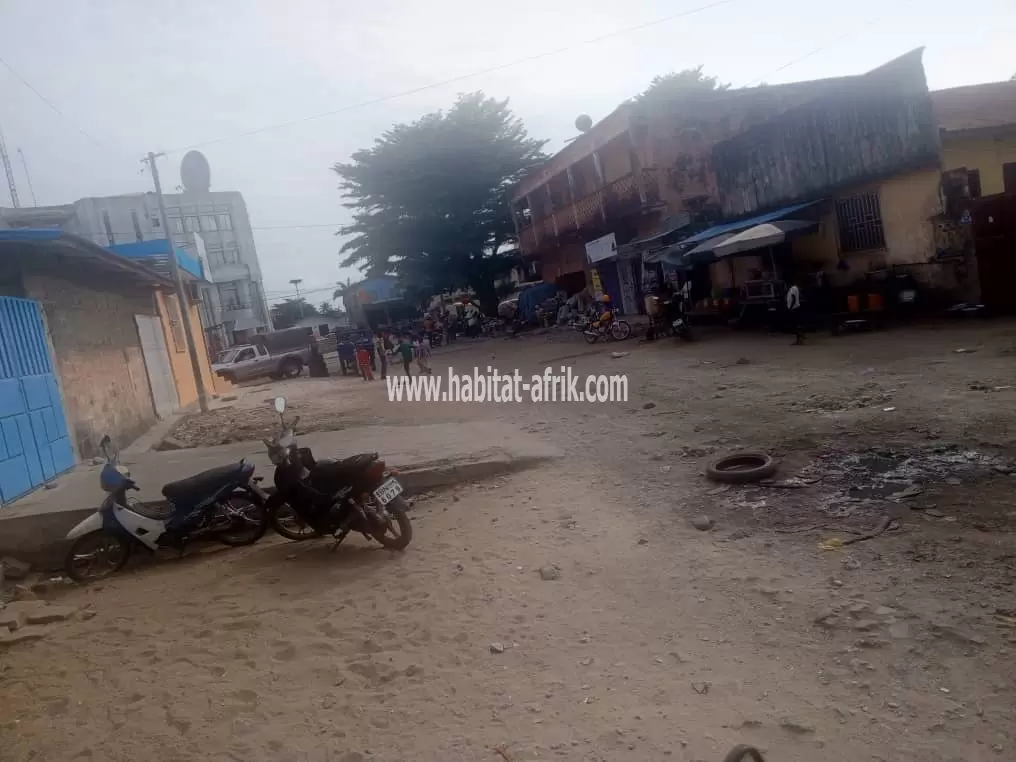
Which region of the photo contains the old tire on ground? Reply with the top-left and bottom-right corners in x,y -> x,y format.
280,358 -> 303,379
723,745 -> 765,762
706,452 -> 777,484
372,496 -> 413,550
65,530 -> 131,583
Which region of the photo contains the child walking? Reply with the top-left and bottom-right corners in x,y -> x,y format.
356,344 -> 374,381
415,336 -> 433,374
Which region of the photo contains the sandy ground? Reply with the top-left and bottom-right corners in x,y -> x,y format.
3,321 -> 1016,761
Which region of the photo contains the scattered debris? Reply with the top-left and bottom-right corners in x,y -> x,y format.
1,556 -> 31,582
489,642 -> 505,654
690,515 -> 715,531
642,402 -> 657,410
538,565 -> 561,581
780,720 -> 815,735
735,357 -> 751,365
610,351 -> 629,359
882,407 -> 897,412
153,436 -> 187,452
888,484 -> 923,501
691,681 -> 710,695
954,348 -> 977,354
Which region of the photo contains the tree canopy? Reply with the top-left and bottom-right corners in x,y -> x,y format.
332,92 -> 546,311
637,66 -> 730,102
270,298 -> 318,329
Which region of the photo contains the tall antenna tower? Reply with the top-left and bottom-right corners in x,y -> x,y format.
0,123 -> 19,208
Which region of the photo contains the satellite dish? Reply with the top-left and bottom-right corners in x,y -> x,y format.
574,114 -> 593,133
180,150 -> 211,193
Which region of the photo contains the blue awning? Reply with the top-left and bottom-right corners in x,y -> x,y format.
678,200 -> 824,247
108,239 -> 205,280
0,229 -> 173,287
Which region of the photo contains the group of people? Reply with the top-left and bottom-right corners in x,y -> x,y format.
338,330 -> 433,381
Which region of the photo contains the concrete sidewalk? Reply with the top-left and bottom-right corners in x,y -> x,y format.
0,422 -> 560,568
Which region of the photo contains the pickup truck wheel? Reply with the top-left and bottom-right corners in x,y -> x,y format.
281,358 -> 303,378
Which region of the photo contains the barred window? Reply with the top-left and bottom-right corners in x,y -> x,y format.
835,192 -> 886,254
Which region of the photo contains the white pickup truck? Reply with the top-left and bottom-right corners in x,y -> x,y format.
212,344 -> 312,384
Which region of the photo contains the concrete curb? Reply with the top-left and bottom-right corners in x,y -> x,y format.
0,453 -> 553,572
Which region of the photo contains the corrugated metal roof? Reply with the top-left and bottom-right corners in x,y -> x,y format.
0,229 -> 173,287
108,239 -> 205,280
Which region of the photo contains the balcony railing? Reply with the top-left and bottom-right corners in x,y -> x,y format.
517,168 -> 661,255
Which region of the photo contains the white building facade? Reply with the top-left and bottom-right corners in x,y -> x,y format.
0,190 -> 272,350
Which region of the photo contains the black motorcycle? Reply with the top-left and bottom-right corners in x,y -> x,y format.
263,397 -> 412,551
63,435 -> 269,582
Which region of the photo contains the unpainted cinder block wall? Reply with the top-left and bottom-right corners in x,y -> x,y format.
21,268 -> 158,458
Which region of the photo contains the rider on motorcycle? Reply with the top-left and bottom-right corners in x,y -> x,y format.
591,294 -> 613,329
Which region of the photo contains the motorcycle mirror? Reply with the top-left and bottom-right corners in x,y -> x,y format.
274,397 -> 287,414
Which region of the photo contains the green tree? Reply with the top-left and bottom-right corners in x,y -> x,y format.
317,301 -> 345,318
637,66 -> 729,102
332,92 -> 546,312
270,298 -> 318,329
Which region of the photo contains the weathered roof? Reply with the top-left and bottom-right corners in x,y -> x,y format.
0,229 -> 174,288
932,81 -> 1016,133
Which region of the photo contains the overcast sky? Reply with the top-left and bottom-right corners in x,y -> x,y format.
1,0 -> 1013,302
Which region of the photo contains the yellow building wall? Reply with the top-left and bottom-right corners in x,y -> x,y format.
791,167 -> 943,284
941,132 -> 1016,195
155,290 -> 219,408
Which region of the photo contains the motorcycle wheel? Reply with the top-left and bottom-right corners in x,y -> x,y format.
372,496 -> 413,550
216,494 -> 268,546
610,321 -> 632,341
65,530 -> 130,583
271,502 -> 322,541
583,331 -> 599,344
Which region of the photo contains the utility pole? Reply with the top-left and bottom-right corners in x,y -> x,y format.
17,149 -> 37,207
0,123 -> 20,208
289,278 -> 304,317
143,151 -> 209,413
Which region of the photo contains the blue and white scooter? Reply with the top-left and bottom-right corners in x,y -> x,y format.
64,435 -> 268,582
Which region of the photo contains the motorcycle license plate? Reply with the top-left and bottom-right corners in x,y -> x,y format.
372,478 -> 404,506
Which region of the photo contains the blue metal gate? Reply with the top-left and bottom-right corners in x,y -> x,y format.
0,297 -> 75,505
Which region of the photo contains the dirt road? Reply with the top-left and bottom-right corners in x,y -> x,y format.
3,322 -> 1015,761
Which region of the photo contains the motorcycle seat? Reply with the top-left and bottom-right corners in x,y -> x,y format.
162,462 -> 248,501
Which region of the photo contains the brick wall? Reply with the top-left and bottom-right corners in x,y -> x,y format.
21,267 -> 158,458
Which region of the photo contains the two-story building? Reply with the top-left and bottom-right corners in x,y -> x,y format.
509,60 -> 908,314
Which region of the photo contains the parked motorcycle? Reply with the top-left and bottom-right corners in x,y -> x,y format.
264,397 -> 412,551
63,436 -> 268,582
581,315 -> 632,343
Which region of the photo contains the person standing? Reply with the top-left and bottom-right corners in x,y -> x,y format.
397,334 -> 414,376
415,335 -> 433,374
373,330 -> 388,380
786,280 -> 804,345
356,343 -> 374,381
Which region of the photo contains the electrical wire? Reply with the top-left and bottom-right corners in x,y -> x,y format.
741,0 -> 919,87
158,0 -> 738,155
0,54 -> 110,150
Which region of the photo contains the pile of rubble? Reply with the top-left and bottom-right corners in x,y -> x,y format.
1,557 -> 80,648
